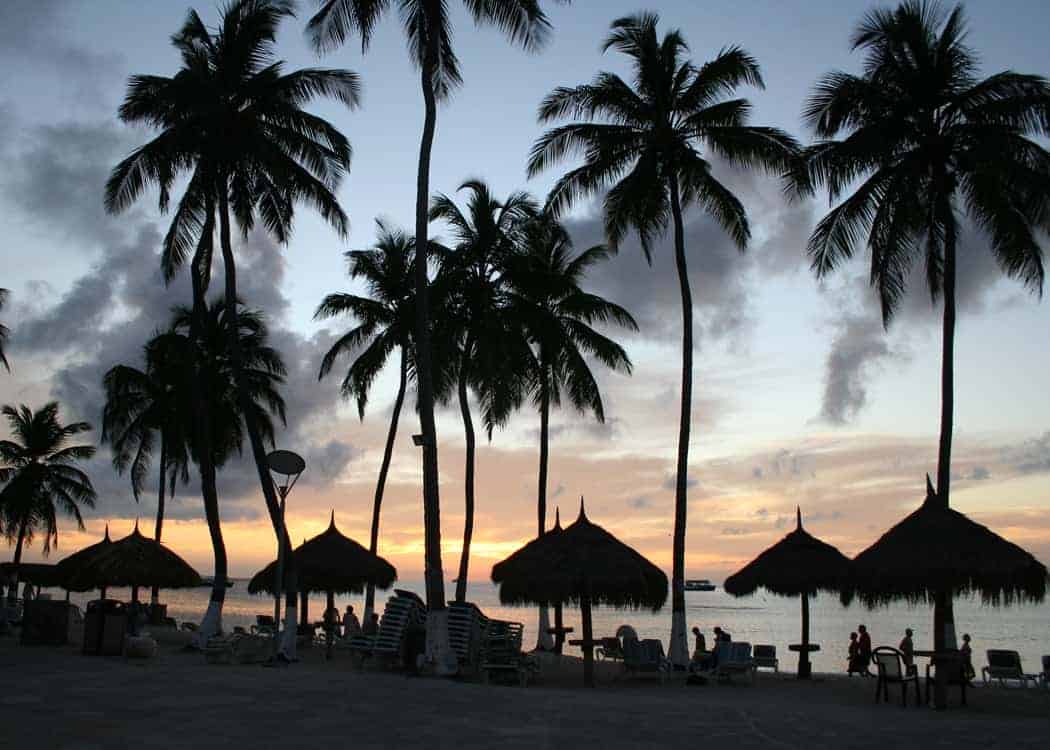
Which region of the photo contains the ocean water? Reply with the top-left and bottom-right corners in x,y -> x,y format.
48,581 -> 1050,675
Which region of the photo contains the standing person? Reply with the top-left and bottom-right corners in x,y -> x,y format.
899,628 -> 916,675
342,605 -> 361,639
691,627 -> 707,661
847,632 -> 862,675
960,633 -> 975,683
857,625 -> 873,676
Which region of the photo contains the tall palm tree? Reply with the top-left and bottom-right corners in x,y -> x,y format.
105,0 -> 356,654
315,222 -> 418,622
430,180 -> 536,603
102,332 -> 192,607
307,0 -> 564,663
0,403 -> 96,609
793,0 -> 1049,657
504,213 -> 637,647
0,289 -> 10,372
527,13 -> 798,665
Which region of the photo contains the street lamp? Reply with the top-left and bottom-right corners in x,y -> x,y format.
266,449 -> 305,652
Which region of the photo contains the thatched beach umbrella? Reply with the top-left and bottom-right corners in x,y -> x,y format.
0,562 -> 64,591
492,500 -> 668,687
846,477 -> 1047,708
65,524 -> 202,601
55,525 -> 113,596
844,476 -> 1047,608
724,508 -> 851,678
248,513 -> 397,656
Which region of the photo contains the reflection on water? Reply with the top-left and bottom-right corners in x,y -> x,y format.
45,581 -> 1049,675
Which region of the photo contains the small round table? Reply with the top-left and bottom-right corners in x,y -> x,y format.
788,643 -> 821,680
547,626 -> 574,655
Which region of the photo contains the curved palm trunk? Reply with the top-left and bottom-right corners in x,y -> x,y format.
667,177 -> 692,668
415,26 -> 451,672
6,516 -> 29,607
151,439 -> 167,609
932,209 -> 958,708
188,233 -> 227,645
217,192 -> 298,659
363,348 -> 408,622
455,350 -> 475,603
535,357 -> 554,650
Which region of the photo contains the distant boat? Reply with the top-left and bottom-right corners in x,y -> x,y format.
685,579 -> 716,592
200,577 -> 235,588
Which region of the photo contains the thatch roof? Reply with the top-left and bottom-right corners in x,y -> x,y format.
54,526 -> 113,592
491,502 -> 667,611
724,508 -> 852,597
0,562 -> 64,588
843,477 -> 1048,607
64,524 -> 202,590
247,513 -> 397,596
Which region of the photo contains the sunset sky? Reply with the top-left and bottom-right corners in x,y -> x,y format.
2,0 -> 1049,584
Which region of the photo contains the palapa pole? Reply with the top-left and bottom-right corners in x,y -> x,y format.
581,583 -> 594,688
796,509 -> 812,680
326,590 -> 335,661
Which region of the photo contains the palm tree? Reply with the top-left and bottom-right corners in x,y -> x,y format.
0,403 -> 96,610
527,13 -> 798,665
793,0 -> 1050,657
0,289 -> 10,372
105,0 -> 356,654
315,222 -> 418,622
307,0 -> 564,662
430,180 -> 537,603
504,213 -> 637,648
102,332 -> 192,608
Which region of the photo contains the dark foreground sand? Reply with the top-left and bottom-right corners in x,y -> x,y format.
2,638 -> 1046,749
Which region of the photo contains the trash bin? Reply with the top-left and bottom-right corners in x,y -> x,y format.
83,599 -> 127,655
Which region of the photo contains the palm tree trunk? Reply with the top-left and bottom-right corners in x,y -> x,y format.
415,20 -> 450,672
455,349 -> 475,603
535,356 -> 554,650
216,190 -> 299,659
933,208 -> 958,709
151,438 -> 166,609
6,516 -> 28,607
667,176 -> 692,668
363,348 -> 407,623
188,231 -> 226,645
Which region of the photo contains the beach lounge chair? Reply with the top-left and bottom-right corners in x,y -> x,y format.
447,601 -> 488,673
596,636 -> 625,662
347,590 -> 427,668
480,619 -> 537,686
1040,656 -> 1049,689
873,646 -> 919,707
623,637 -> 670,683
981,650 -> 1039,688
715,642 -> 757,683
204,633 -> 273,665
251,615 -> 276,636
752,644 -> 778,672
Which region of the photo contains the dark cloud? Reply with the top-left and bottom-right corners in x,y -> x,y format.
1003,432 -> 1050,475
627,495 -> 651,510
0,1 -> 122,108
662,474 -> 699,491
814,220 -> 1038,424
818,306 -> 900,425
5,118 -> 358,522
562,162 -> 812,351
969,466 -> 991,481
721,527 -> 749,536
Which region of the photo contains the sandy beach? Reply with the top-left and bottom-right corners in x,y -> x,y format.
2,635 -> 1046,750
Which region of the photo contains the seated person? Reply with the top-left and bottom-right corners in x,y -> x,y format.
363,612 -> 380,636
342,605 -> 361,638
691,626 -> 707,661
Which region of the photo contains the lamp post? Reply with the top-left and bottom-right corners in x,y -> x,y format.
267,450 -> 305,653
